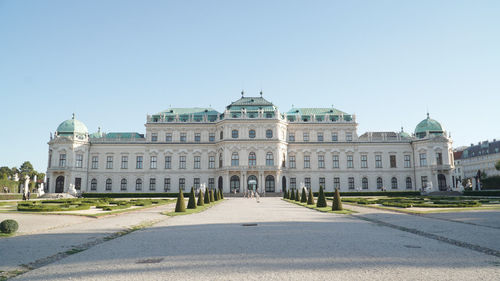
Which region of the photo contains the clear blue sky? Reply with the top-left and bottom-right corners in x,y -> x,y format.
1,0 -> 499,172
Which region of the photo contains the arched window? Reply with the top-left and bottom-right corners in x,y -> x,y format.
265,175 -> 275,192
406,177 -> 412,189
230,175 -> 240,193
219,153 -> 223,168
376,177 -> 383,189
362,177 -> 368,189
105,178 -> 112,191
121,179 -> 127,191
90,178 -> 97,191
136,178 -> 143,191
231,152 -> 239,166
391,177 -> 398,189
249,129 -> 256,139
266,129 -> 273,138
220,131 -> 223,140
232,129 -> 239,139
248,152 -> 256,166
266,152 -> 274,166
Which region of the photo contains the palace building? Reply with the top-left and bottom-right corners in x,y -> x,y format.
45,94 -> 454,194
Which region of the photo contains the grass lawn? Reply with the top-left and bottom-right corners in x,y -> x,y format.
283,199 -> 355,214
163,199 -> 225,216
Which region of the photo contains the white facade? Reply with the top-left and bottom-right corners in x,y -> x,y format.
46,95 -> 454,194
454,140 -> 500,189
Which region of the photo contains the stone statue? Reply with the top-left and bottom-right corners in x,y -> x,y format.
37,183 -> 45,197
23,175 -> 30,196
68,183 -> 78,197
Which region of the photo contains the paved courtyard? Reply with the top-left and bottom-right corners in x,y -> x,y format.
4,197 -> 499,280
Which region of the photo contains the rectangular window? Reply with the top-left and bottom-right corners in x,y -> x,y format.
165,156 -> 171,169
421,176 -> 428,188
194,156 -> 201,169
289,156 -> 296,168
332,132 -> 338,142
179,156 -> 186,169
404,155 -> 411,168
179,178 -> 185,191
121,156 -> 128,169
333,155 -> 339,168
195,133 -> 201,142
290,178 -> 296,189
375,155 -> 382,168
91,156 -> 98,169
319,177 -> 325,188
136,156 -> 143,169
390,155 -> 396,168
346,132 -> 353,142
164,178 -> 171,191
334,177 -> 340,190
165,133 -> 172,142
318,155 -> 325,168
348,177 -> 355,189
304,155 -> 310,168
208,178 -> 215,189
232,130 -> 239,138
75,177 -> 81,190
59,154 -> 66,167
305,177 -> 311,189
289,133 -> 295,142
317,133 -> 323,142
347,155 -> 353,168
303,133 -> 309,142
149,178 -> 156,191
209,156 -> 215,169
151,133 -> 158,142
75,154 -> 83,168
361,155 -> 368,168
150,156 -> 157,169
420,153 -> 427,166
209,133 -> 215,142
436,152 -> 443,165
106,156 -> 113,169
180,133 -> 186,142
193,178 -> 200,189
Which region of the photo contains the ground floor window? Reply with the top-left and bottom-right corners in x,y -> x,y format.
391,177 -> 398,189
290,178 -> 296,189
377,177 -> 383,189
121,179 -> 127,191
333,177 -> 340,190
164,178 -> 170,191
149,178 -> 156,191
230,175 -> 240,193
136,178 -> 142,191
348,177 -> 355,189
406,177 -> 412,189
304,177 -> 311,189
362,177 -> 368,189
265,175 -> 275,192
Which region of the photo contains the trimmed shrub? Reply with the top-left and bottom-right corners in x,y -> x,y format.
290,189 -> 295,200
219,189 -> 224,199
295,189 -> 300,202
316,186 -> 327,207
0,219 -> 18,234
286,190 -> 290,199
481,176 -> 500,190
197,190 -> 205,206
210,189 -> 215,202
283,190 -> 287,199
82,192 -> 179,198
463,190 -> 500,197
307,188 -> 315,205
175,189 -> 186,212
332,188 -> 343,210
215,189 -> 220,201
301,188 -> 307,203
204,189 -> 210,204
187,187 -> 197,209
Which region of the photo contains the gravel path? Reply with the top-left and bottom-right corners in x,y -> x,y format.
11,198 -> 500,281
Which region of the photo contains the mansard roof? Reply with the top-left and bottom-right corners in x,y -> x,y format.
104,132 -> 144,139
286,107 -> 348,116
157,107 -> 220,116
226,96 -> 276,112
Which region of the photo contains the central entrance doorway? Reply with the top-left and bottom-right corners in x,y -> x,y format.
55,176 -> 64,193
230,175 -> 240,193
247,175 -> 258,191
265,175 -> 275,192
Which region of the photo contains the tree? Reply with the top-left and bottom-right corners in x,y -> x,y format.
175,189 -> 186,212
300,188 -> 307,203
316,186 -> 327,207
187,187 -> 197,209
496,160 -> 500,171
332,188 -> 343,211
197,189 -> 205,206
19,161 -> 35,182
307,188 -> 315,205
204,188 -> 210,204
0,166 -> 10,180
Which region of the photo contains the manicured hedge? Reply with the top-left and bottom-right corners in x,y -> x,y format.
0,194 -> 38,200
315,191 -> 420,197
463,190 -> 500,197
82,192 -> 179,198
17,202 -> 91,212
481,176 -> 500,190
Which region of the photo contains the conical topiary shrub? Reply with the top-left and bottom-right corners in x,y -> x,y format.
175,189 -> 186,212
215,189 -> 220,201
283,190 -> 287,199
187,187 -> 197,209
332,188 -> 343,211
300,188 -> 307,203
286,190 -> 290,199
295,189 -> 300,202
197,189 -> 204,206
204,188 -> 210,204
290,189 -> 295,200
307,188 -> 315,205
219,189 -> 224,199
316,186 -> 327,207
210,189 -> 215,202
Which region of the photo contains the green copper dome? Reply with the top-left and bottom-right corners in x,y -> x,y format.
415,113 -> 443,138
56,114 -> 88,136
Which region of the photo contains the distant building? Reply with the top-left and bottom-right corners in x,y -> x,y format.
45,94 -> 454,194
454,139 -> 500,189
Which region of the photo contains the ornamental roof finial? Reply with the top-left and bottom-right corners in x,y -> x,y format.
241,90 -> 244,97
260,91 -> 263,97
72,113 -> 75,119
